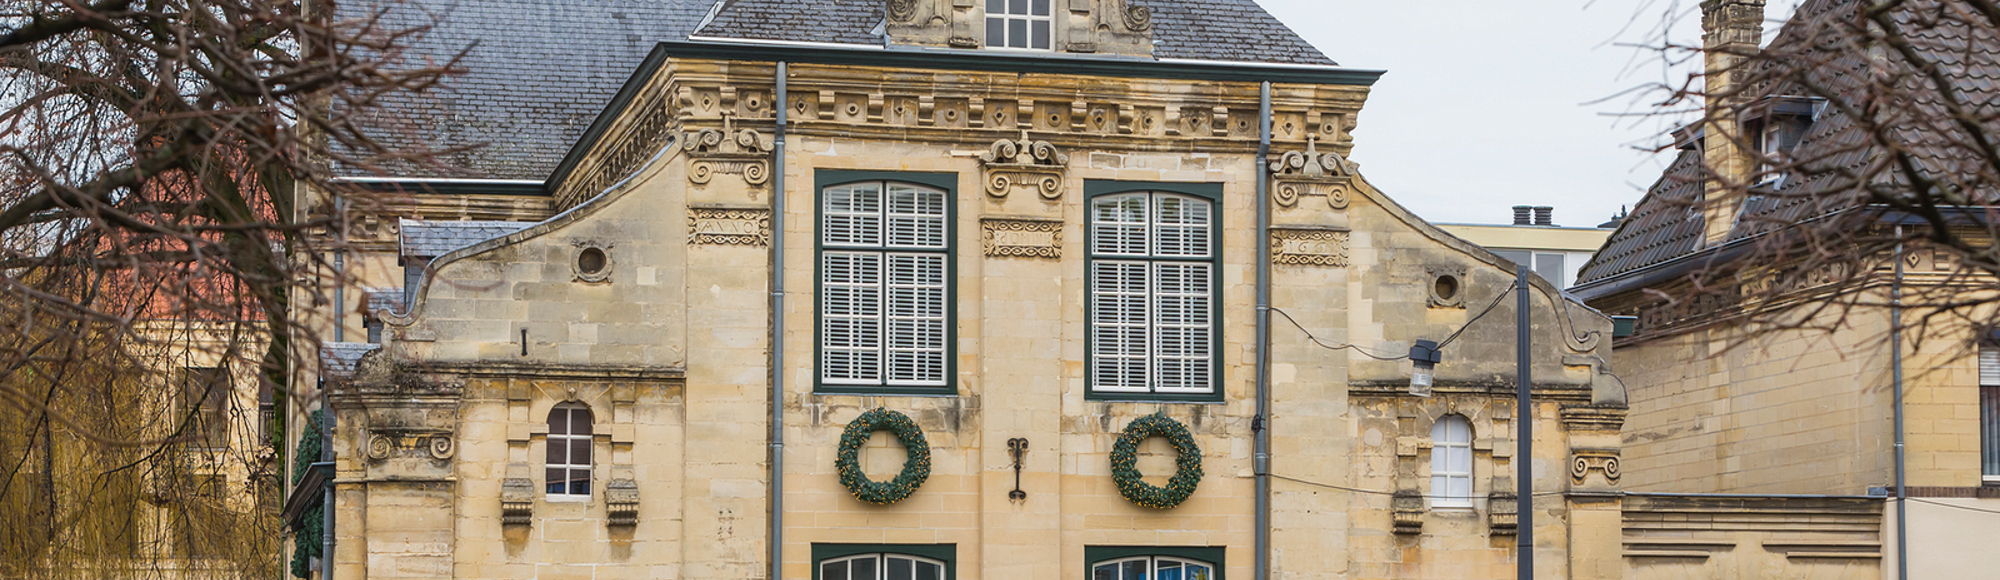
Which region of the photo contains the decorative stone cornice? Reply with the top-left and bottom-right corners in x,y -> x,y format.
1559,405 -> 1627,432
1269,134 -> 1356,210
1269,225 -> 1350,267
978,133 -> 1070,200
981,216 -> 1064,258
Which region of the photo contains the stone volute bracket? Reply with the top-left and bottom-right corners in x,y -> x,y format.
606,478 -> 640,526
683,112 -> 772,188
1488,492 -> 1519,534
1391,490 -> 1425,534
978,132 -> 1070,200
1268,134 -> 1356,210
501,477 -> 535,526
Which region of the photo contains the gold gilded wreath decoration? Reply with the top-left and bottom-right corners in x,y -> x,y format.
1110,413 -> 1203,509
836,408 -> 932,505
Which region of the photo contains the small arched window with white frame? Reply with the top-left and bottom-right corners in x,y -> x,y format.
546,403 -> 593,498
1430,414 -> 1473,508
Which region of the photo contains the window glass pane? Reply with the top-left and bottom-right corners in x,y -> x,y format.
825,184 -> 884,246
571,438 -> 592,465
570,472 -> 590,495
1535,253 -> 1565,286
1008,0 -> 1027,15
1093,563 -> 1119,580
986,18 -> 1005,47
1121,559 -> 1148,580
824,560 -> 850,580
987,0 -> 1004,12
888,556 -> 913,580
1186,564 -> 1212,580
573,408 -> 593,435
1153,196 -> 1211,257
917,561 -> 942,580
547,467 -> 566,494
850,556 -> 876,580
885,185 -> 946,249
1032,0 -> 1049,15
1031,20 -> 1050,49
549,408 -> 568,435
1008,19 -> 1027,48
1092,195 -> 1148,255
1157,561 -> 1183,580
1984,384 -> 1999,477
546,436 -> 566,464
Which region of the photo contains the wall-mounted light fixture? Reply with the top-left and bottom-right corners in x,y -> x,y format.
1408,339 -> 1442,397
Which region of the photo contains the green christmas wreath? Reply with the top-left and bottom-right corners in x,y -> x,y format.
1111,413 -> 1203,509
836,408 -> 932,505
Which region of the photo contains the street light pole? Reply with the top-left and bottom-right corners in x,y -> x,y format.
1516,264 -> 1534,579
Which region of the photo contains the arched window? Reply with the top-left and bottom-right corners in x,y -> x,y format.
546,404 -> 593,497
820,553 -> 947,580
1430,415 -> 1473,508
1090,555 -> 1216,580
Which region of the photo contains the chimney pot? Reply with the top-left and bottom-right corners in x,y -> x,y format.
1533,206 -> 1554,226
1512,205 -> 1532,226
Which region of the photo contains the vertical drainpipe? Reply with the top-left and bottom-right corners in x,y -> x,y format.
1891,226 -> 1908,580
321,411 -> 334,580
769,61 -> 789,580
1252,81 -> 1273,580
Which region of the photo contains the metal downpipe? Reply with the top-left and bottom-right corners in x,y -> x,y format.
1892,227 -> 1908,580
769,61 -> 789,580
1253,80 -> 1273,580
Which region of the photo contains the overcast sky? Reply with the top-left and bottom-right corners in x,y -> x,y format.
1259,1 -> 1804,227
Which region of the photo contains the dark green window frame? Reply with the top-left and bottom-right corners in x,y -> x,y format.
813,170 -> 960,396
1084,180 -> 1225,403
1085,546 -> 1226,580
812,543 -> 957,580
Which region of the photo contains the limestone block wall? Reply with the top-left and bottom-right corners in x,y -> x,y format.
1622,495 -> 1881,580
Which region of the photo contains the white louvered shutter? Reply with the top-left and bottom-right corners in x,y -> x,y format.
884,253 -> 946,385
1152,194 -> 1210,258
821,252 -> 882,384
1981,347 -> 2000,386
1152,261 -> 1212,393
1092,194 -> 1149,256
823,183 -> 883,247
1091,260 -> 1149,391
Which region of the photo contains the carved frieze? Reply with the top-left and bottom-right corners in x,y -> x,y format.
557,91 -> 676,208
1269,134 -> 1356,210
1269,226 -> 1351,267
687,206 -> 771,246
981,217 -> 1064,258
979,133 -> 1070,200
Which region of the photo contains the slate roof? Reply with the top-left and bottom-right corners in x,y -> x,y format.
342,0 -> 719,180
1573,0 -> 2000,290
364,288 -> 406,319
399,219 -> 533,258
320,342 -> 381,379
693,0 -> 1335,65
350,0 -> 1338,181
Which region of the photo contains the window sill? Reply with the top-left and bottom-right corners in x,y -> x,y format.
814,385 -> 957,397
1429,504 -> 1476,511
545,494 -> 591,503
1085,392 -> 1225,404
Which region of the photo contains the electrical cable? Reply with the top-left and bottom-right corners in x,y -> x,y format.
1906,497 -> 2000,515
1269,473 -> 1568,498
1265,306 -> 1407,360
1436,286 -> 1515,350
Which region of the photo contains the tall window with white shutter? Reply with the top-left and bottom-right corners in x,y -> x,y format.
1981,346 -> 2000,482
1087,187 -> 1220,401
818,178 -> 953,395
1430,415 -> 1473,508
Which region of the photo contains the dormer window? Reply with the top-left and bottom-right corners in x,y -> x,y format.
1748,96 -> 1820,186
985,0 -> 1052,50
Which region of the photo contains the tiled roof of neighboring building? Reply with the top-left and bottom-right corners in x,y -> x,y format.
1573,0 -> 2000,289
342,0 -> 720,180
693,0 -> 1335,65
321,342 -> 381,379
399,219 -> 533,258
364,288 -> 406,319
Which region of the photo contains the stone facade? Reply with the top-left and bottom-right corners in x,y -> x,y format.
308,47 -> 1651,579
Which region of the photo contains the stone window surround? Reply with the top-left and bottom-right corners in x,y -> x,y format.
812,543 -> 957,580
813,170 -> 961,397
1084,180 -> 1225,403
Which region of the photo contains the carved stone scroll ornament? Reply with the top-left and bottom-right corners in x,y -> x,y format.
1269,227 -> 1351,267
887,0 -> 918,22
364,431 -> 456,462
687,206 -> 772,247
981,217 -> 1064,258
1120,0 -> 1152,31
978,133 -> 1070,200
1268,134 -> 1357,210
1569,448 -> 1622,486
682,116 -> 772,187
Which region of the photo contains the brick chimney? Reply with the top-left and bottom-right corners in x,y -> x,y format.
1699,0 -> 1764,247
